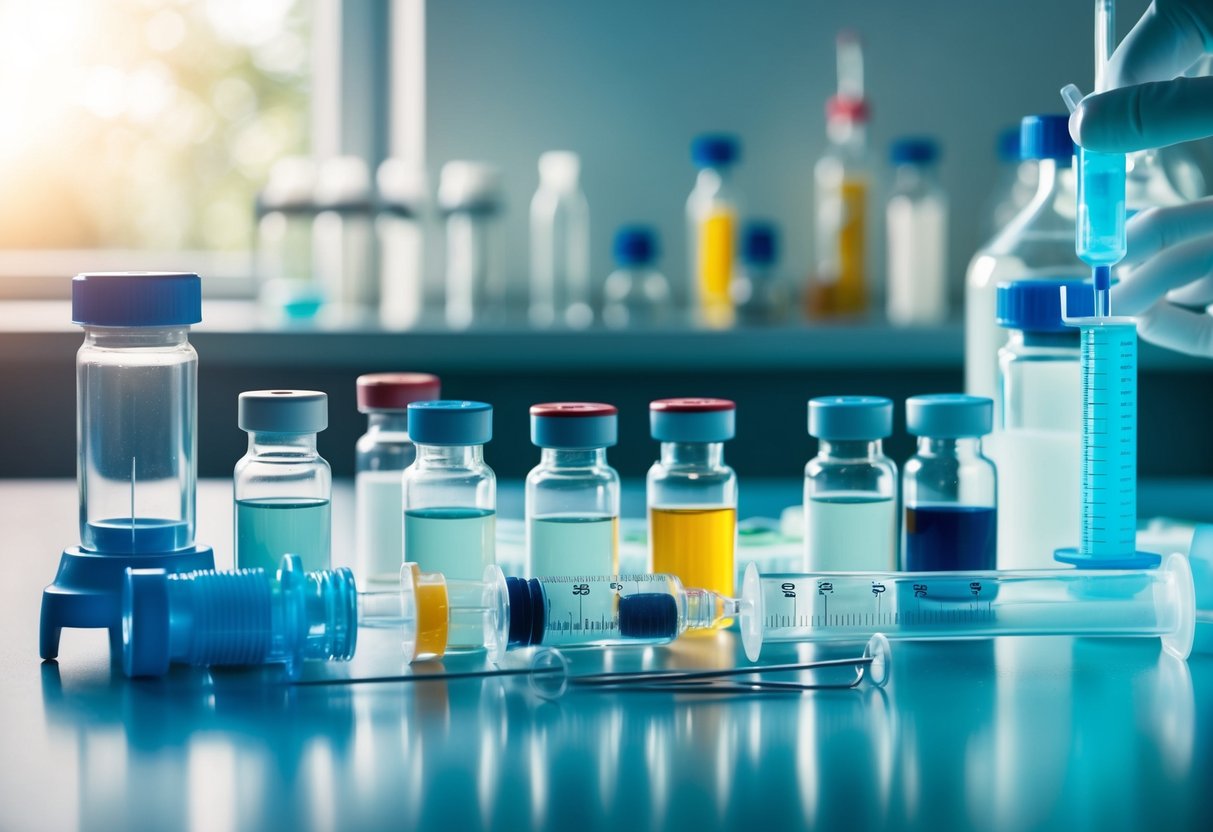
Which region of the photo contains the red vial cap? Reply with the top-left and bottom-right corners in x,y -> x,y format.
649,398 -> 736,413
357,373 -> 441,411
826,95 -> 870,123
529,402 -> 618,418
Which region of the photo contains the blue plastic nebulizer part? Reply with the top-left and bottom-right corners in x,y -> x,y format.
122,554 -> 358,678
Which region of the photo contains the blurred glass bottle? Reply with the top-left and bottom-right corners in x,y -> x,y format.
982,127 -> 1038,243
732,221 -> 789,325
256,156 -> 322,322
530,151 -> 591,329
886,137 -> 948,326
965,115 -> 1083,401
686,134 -> 741,327
376,159 -> 428,329
603,226 -> 671,329
438,161 -> 504,330
809,31 -> 870,318
314,156 -> 377,322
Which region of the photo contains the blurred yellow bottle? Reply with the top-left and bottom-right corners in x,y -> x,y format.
698,210 -> 736,325
650,507 -> 736,627
687,134 -> 741,326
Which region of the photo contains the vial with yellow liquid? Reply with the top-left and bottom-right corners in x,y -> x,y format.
686,134 -> 741,327
646,398 -> 737,628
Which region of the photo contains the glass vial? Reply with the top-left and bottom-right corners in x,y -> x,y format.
74,272 -> 201,554
804,396 -> 897,571
376,159 -> 429,329
647,398 -> 737,622
686,134 -> 741,327
234,390 -> 332,573
903,394 -> 997,571
256,157 -> 322,322
602,225 -> 671,329
732,220 -> 789,325
355,373 -> 442,586
438,161 -> 504,329
313,156 -> 377,323
886,137 -> 948,326
525,403 -> 621,578
530,151 -> 591,329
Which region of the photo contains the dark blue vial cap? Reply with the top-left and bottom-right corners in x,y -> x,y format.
997,126 -> 1021,162
906,394 -> 993,438
691,134 -> 740,168
613,226 -> 658,267
1020,115 -> 1075,164
72,272 -> 202,327
408,400 -> 493,445
808,396 -> 893,441
742,221 -> 778,266
122,567 -> 172,678
530,402 -> 618,449
890,137 -> 939,165
996,279 -> 1094,332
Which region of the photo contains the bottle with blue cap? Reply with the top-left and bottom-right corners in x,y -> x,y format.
40,272 -> 215,660
686,134 -> 741,327
804,396 -> 898,571
647,398 -> 738,622
902,394 -> 997,571
965,114 -> 1087,401
886,137 -> 948,326
732,220 -> 789,325
525,403 -> 621,578
234,390 -> 332,573
602,225 -> 671,329
989,280 -> 1085,568
404,400 -> 496,648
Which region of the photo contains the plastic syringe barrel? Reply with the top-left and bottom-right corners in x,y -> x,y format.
1077,150 -> 1126,266
739,558 -> 1195,662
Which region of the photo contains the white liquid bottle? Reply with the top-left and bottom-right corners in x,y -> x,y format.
886,137 -> 948,326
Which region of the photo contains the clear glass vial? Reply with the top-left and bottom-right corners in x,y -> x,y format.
804,396 -> 897,571
313,156 -> 377,322
647,398 -> 738,620
376,159 -> 429,329
886,137 -> 948,326
355,373 -> 442,586
903,394 -> 997,571
438,162 -> 504,329
686,134 -> 741,325
234,390 -> 332,573
256,156 -> 322,321
732,220 -> 789,325
530,151 -> 592,329
602,225 -> 671,329
525,403 -> 621,578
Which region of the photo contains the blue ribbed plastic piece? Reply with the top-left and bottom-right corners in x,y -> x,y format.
906,394 -> 993,438
808,396 -> 893,441
407,400 -> 493,446
996,279 -> 1094,332
504,576 -> 546,647
618,593 -> 679,639
72,272 -> 202,327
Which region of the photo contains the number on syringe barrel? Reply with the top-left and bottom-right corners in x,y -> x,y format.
540,574 -> 651,644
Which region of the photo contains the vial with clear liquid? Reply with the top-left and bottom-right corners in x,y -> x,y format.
525,403 -> 620,579
647,398 -> 737,621
803,396 -> 898,571
355,373 -> 441,585
234,390 -> 332,573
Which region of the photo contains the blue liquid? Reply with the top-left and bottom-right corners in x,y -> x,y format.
235,498 -> 332,573
1077,149 -> 1126,266
904,505 -> 996,571
85,518 -> 190,554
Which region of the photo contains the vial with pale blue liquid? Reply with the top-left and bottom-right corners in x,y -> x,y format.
234,390 -> 332,573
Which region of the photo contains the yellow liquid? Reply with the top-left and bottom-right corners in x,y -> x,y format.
698,211 -> 736,323
649,506 -> 736,629
809,177 -> 868,317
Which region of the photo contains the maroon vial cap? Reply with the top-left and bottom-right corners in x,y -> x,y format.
649,398 -> 736,413
529,402 -> 618,418
356,373 -> 442,412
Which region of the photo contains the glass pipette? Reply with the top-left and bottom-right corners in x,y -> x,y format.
736,557 -> 1195,662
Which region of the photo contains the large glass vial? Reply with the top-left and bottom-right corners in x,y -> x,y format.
530,151 -> 592,329
438,162 -> 504,329
686,135 -> 741,326
647,398 -> 737,620
313,156 -> 377,322
355,373 -> 442,585
902,394 -> 997,571
803,396 -> 897,571
234,390 -> 332,573
75,272 -> 202,554
256,156 -> 322,322
525,403 -> 620,578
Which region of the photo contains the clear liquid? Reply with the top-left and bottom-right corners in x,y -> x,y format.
355,470 -> 405,585
527,514 -> 618,578
649,506 -> 735,627
985,430 -> 1080,569
235,497 -> 331,573
804,494 -> 897,571
404,507 -> 496,650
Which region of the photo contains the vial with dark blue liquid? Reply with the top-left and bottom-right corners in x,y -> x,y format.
902,394 -> 997,571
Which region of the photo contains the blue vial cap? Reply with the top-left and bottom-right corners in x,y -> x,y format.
1019,115 -> 1075,164
808,396 -> 893,440
122,567 -> 172,678
238,390 -> 328,433
890,137 -> 939,165
72,272 -> 202,327
408,400 -> 493,445
691,134 -> 740,168
906,394 -> 993,438
650,398 -> 736,443
996,279 -> 1094,332
531,403 -> 618,449
613,226 -> 658,267
742,221 -> 778,266
997,126 -> 1021,162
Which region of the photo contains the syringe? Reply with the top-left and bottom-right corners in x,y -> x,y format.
738,558 -> 1196,662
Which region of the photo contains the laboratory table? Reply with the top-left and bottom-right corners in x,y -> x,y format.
2,479 -> 1211,832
